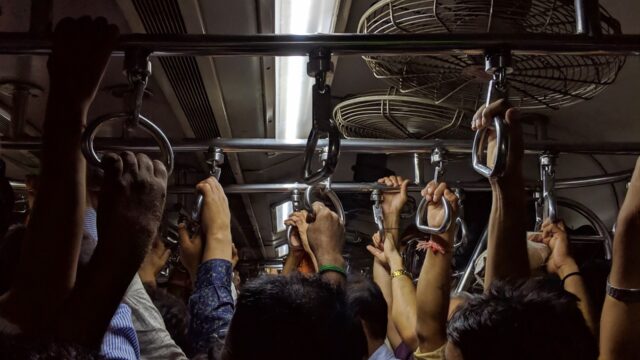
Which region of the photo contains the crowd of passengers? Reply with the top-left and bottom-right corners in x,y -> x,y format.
0,17 -> 639,360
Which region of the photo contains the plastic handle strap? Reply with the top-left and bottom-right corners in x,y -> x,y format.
303,183 -> 345,225
191,147 -> 224,225
303,82 -> 341,185
81,113 -> 174,175
415,196 -> 453,235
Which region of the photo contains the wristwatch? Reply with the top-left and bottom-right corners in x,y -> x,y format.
606,278 -> 640,303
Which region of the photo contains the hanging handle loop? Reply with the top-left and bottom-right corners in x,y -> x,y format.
303,181 -> 345,225
472,51 -> 511,178
416,147 -> 453,234
191,146 -> 225,226
123,48 -> 152,128
303,48 -> 340,186
371,190 -> 385,239
286,188 -> 304,248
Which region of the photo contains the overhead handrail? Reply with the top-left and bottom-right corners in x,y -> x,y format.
81,49 -> 174,175
416,147 -> 453,234
472,51 -> 511,178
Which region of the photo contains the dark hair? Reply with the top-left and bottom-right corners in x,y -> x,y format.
143,283 -> 193,357
447,278 -> 597,360
0,332 -> 104,360
222,274 -> 360,360
345,275 -> 388,342
0,224 -> 25,295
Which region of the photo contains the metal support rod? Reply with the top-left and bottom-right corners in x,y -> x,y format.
3,138 -> 640,155
575,0 -> 602,37
0,33 -> 638,56
455,226 -> 488,294
413,153 -> 425,185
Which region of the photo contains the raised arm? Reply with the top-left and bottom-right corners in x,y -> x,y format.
474,100 -> 529,290
415,181 -> 459,353
283,210 -> 318,274
539,219 -> 596,334
306,202 -> 346,288
368,232 -> 403,350
386,231 -> 418,350
600,157 -> 640,360
0,17 -> 118,332
188,177 -> 235,355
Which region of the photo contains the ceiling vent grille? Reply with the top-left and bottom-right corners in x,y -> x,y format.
132,0 -> 220,139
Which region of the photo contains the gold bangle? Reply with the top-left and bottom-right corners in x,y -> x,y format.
390,269 -> 411,280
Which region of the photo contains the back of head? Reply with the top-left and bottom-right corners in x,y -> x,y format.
447,278 -> 597,360
345,275 -> 388,348
222,274 -> 357,360
0,332 -> 103,360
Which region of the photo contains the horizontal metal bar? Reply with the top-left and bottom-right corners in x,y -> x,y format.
3,138 -> 640,155
0,33 -> 638,56
555,169 -> 631,189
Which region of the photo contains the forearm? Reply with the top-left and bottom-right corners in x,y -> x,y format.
600,199 -> 640,359
57,243 -> 143,349
484,179 -> 529,290
389,252 -> 418,350
609,211 -> 640,288
415,234 -> 453,352
384,212 -> 401,246
559,261 -> 596,335
282,252 -> 301,275
318,253 -> 347,288
203,231 -> 233,262
372,260 -> 400,348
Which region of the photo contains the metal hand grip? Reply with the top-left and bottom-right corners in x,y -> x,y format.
303,120 -> 341,185
81,113 -> 174,175
454,217 -> 468,249
472,115 -> 508,178
303,184 -> 345,225
415,196 -> 453,234
191,148 -> 224,224
371,190 -> 385,239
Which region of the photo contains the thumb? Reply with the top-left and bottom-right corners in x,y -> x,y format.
178,223 -> 191,248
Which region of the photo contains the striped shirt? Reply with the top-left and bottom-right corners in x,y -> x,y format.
102,304 -> 140,360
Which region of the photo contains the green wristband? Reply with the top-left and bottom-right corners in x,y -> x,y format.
318,264 -> 347,277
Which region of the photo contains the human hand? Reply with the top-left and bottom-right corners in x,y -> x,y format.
377,176 -> 410,218
367,232 -> 400,270
48,17 -> 119,109
231,244 -> 239,269
471,99 -> 523,181
421,181 -> 459,242
139,237 -> 171,285
98,152 -> 167,264
306,202 -> 345,267
178,223 -> 203,283
538,219 -> 576,276
285,210 -> 311,250
197,177 -> 232,262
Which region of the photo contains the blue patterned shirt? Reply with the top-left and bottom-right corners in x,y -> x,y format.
189,259 -> 235,355
101,303 -> 140,360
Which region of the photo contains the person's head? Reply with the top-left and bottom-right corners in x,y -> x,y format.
0,332 -> 104,360
345,275 -> 388,355
222,274 -> 359,360
0,224 -> 25,295
446,278 -> 597,360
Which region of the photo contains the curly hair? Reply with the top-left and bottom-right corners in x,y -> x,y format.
447,278 -> 597,360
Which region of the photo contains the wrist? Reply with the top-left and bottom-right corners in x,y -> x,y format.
138,268 -> 157,284
388,252 -> 404,271
317,253 -> 345,269
382,213 -> 400,226
557,259 -> 579,278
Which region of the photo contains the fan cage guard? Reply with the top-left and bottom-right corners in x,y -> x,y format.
358,0 -> 626,110
333,89 -> 472,139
